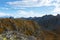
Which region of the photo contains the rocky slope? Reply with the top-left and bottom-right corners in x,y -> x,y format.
0,14 -> 60,40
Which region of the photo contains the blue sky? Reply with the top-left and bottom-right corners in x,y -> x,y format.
0,0 -> 60,18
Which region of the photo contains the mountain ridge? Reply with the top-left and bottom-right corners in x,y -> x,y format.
0,14 -> 60,40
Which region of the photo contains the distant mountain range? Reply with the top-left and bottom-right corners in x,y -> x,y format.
0,14 -> 60,40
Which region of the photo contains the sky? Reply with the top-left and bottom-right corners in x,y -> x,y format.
0,0 -> 60,18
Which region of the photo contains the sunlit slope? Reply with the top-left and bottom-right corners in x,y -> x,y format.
0,18 -> 40,36
0,17 -> 60,40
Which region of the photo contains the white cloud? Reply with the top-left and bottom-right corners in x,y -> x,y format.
13,10 -> 45,18
0,10 -> 45,18
6,0 -> 60,17
6,0 -> 54,7
53,4 -> 60,13
6,0 -> 60,12
52,0 -> 60,14
0,12 -> 11,17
